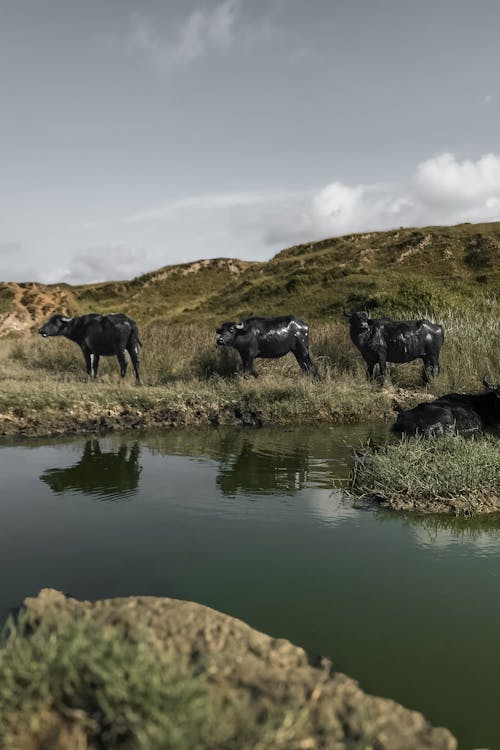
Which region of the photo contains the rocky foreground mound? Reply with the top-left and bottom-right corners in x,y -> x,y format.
0,588 -> 456,750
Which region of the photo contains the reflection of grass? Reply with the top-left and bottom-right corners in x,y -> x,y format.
349,435 -> 500,515
378,507 -> 500,544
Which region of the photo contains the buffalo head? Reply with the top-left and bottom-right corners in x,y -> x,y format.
216,321 -> 246,347
345,310 -> 371,333
38,314 -> 73,338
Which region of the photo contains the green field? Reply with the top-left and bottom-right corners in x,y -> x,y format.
1,221 -> 500,436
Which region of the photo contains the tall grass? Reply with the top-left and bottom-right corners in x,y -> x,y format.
2,304 -> 500,431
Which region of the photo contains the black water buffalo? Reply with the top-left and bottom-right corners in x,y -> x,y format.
345,310 -> 444,384
392,378 -> 500,436
216,315 -> 315,375
39,313 -> 141,383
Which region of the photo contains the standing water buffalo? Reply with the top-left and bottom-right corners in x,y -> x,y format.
216,315 -> 316,375
345,310 -> 444,385
39,313 -> 141,383
392,378 -> 500,436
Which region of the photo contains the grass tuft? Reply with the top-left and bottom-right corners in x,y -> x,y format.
348,435 -> 500,515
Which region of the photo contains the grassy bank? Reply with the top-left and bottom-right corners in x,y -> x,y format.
1,303 -> 500,437
348,435 -> 500,515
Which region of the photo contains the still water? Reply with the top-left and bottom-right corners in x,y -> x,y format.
1,425 -> 499,749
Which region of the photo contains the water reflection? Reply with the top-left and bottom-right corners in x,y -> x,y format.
40,440 -> 142,500
377,509 -> 500,554
216,436 -> 310,496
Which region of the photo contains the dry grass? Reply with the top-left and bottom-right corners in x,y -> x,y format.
348,435 -> 500,515
1,304 -> 500,435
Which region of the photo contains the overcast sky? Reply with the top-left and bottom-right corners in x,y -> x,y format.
1,0 -> 500,283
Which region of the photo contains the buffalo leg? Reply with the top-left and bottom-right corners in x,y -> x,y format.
422,357 -> 439,383
116,350 -> 128,379
293,345 -> 316,375
240,356 -> 256,377
90,353 -> 100,380
376,355 -> 387,386
80,345 -> 92,378
127,342 -> 141,384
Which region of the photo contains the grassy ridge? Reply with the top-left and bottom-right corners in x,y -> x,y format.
73,222 -> 500,325
2,221 -> 500,333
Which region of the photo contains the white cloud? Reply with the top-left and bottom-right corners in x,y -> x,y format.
124,188 -> 307,223
227,152 -> 500,247
415,152 -> 500,207
129,1 -> 240,73
483,94 -> 494,105
10,151 -> 500,286
51,245 -> 158,285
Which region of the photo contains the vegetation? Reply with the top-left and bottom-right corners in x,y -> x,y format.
0,591 -> 456,750
348,435 -> 500,515
2,221 -> 500,330
0,610 -> 308,750
1,221 -> 500,436
1,295 -> 500,436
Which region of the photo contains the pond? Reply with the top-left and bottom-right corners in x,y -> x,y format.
1,424 -> 499,749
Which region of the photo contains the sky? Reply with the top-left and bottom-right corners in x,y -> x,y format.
1,0 -> 500,284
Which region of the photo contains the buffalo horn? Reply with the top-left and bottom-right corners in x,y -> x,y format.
483,375 -> 496,390
235,322 -> 245,330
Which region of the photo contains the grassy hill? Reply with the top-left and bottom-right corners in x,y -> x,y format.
2,221 -> 500,336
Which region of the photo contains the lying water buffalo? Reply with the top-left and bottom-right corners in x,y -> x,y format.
216,315 -> 316,375
39,313 -> 141,383
392,378 -> 500,436
345,310 -> 444,384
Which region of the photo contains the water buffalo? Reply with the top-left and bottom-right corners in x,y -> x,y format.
345,310 -> 444,384
392,378 -> 500,436
39,313 -> 141,383
216,315 -> 316,375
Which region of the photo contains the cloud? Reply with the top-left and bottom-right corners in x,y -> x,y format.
129,1 -> 240,73
226,152 -> 500,247
483,94 -> 494,105
12,151 -> 500,287
415,152 -> 500,208
124,188 -> 307,223
48,245 -> 159,285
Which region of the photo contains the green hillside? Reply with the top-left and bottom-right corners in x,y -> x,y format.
58,220 -> 500,323
1,221 -> 500,336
